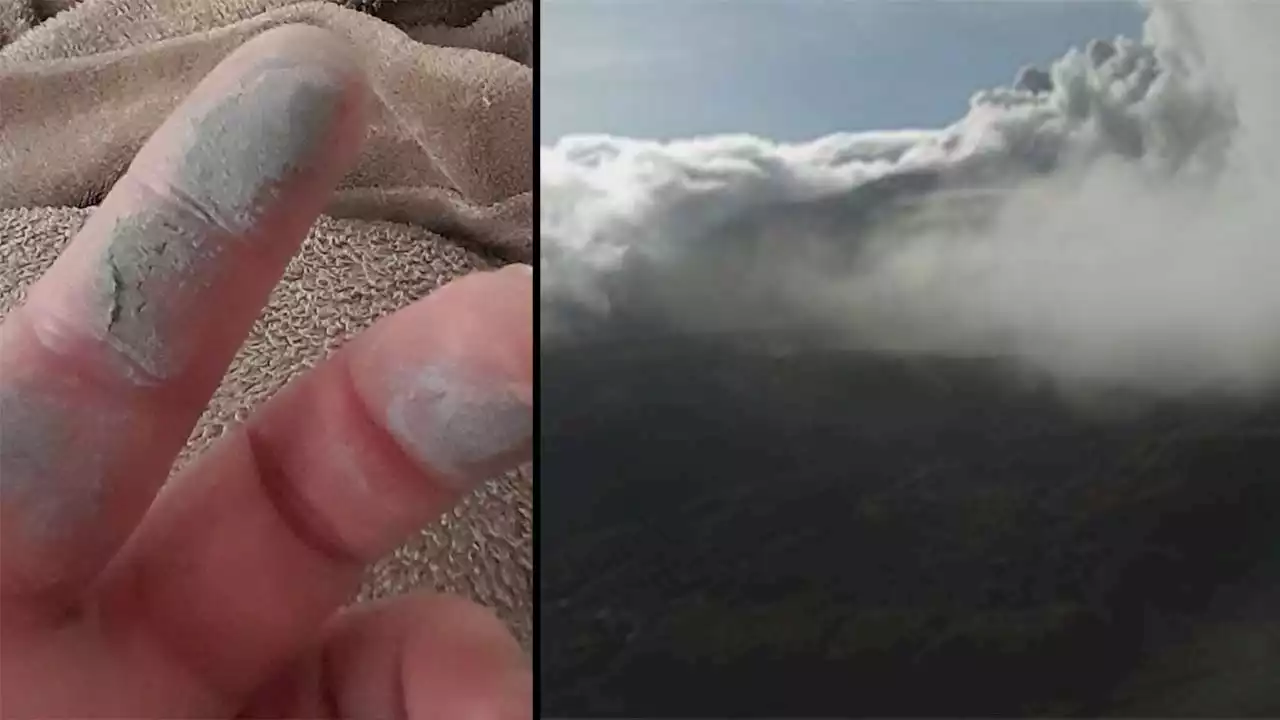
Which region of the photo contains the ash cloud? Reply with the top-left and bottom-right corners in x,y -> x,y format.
541,1 -> 1280,399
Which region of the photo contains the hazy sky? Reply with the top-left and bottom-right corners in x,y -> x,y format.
542,0 -> 1147,143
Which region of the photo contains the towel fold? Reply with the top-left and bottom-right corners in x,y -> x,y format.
0,0 -> 532,645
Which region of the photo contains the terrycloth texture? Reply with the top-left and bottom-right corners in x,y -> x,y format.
0,0 -> 532,646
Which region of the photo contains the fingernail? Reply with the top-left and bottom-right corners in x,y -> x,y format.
384,362 -> 532,489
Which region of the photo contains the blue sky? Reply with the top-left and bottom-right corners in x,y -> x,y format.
542,0 -> 1147,143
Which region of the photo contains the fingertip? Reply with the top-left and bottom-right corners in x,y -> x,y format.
346,270 -> 533,488
395,595 -> 531,720
248,24 -> 375,165
240,25 -> 376,139
122,22 -> 373,224
311,594 -> 528,720
235,24 -> 367,82
400,593 -> 527,664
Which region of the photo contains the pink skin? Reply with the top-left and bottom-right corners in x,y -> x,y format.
0,25 -> 532,719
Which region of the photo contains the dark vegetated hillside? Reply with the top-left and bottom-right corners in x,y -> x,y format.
540,329 -> 1280,717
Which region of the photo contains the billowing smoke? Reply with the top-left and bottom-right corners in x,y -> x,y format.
541,1 -> 1280,400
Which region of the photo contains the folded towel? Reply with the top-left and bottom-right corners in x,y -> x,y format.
0,0 -> 532,645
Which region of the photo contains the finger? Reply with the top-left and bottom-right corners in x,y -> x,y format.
87,266 -> 533,714
240,593 -> 531,720
0,25 -> 369,610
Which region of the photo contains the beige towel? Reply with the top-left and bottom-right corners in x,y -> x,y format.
0,0 -> 532,646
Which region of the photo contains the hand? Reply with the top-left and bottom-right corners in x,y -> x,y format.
0,25 -> 532,719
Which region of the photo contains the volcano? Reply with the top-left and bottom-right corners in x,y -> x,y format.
539,329 -> 1280,717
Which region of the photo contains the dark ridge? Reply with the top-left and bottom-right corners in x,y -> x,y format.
540,329 -> 1280,717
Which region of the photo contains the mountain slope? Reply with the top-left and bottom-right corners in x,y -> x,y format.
540,331 -> 1280,716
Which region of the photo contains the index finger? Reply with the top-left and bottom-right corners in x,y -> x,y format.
0,24 -> 370,611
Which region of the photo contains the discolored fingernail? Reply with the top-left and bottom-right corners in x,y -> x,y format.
384,362 -> 532,489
